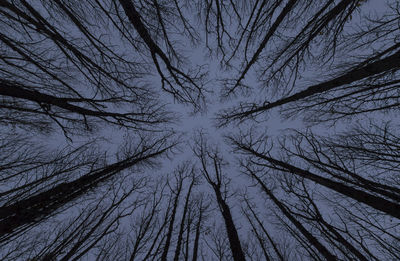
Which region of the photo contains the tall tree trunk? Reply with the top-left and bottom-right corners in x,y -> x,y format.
251,174 -> 336,261
243,197 -> 284,261
191,200 -> 204,261
173,178 -> 195,261
160,176 -> 184,261
212,186 -> 247,261
235,142 -> 400,219
0,144 -> 172,238
223,45 -> 400,121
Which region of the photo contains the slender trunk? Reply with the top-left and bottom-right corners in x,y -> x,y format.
191,205 -> 203,261
244,198 -> 284,261
322,221 -> 368,261
231,0 -> 298,93
0,145 -> 171,238
160,182 -> 183,261
2,0 -> 126,87
252,175 -> 336,261
213,186 -> 246,261
184,212 -> 191,261
142,208 -> 170,261
118,0 -> 171,67
129,200 -> 160,261
227,45 -> 400,120
237,144 -> 400,219
173,179 -> 195,261
0,80 -> 128,118
243,210 -> 271,261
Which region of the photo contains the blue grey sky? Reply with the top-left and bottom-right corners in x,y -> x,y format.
1,0 -> 399,260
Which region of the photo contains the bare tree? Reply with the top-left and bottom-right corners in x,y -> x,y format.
193,132 -> 247,261
2,0 -> 400,260
90,162 -> 209,261
226,123 -> 400,259
229,131 -> 400,219
282,178 -> 370,260
190,194 -> 209,261
1,171 -> 148,261
160,164 -> 190,261
0,133 -> 177,241
197,0 -> 368,98
115,0 -> 208,111
216,0 -> 400,126
218,43 -> 400,125
0,0 -> 175,138
0,133 -> 99,207
242,195 -> 285,261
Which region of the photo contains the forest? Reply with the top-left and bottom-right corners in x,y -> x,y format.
0,0 -> 399,260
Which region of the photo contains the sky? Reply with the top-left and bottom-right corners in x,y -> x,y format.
37,0 -> 395,226
39,0 -> 389,158
1,0 -> 398,260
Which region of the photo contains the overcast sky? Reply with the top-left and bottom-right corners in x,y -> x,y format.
1,0 -> 399,259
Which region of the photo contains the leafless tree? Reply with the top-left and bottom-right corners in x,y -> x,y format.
0,0 -> 177,138
193,132 -> 247,261
117,0 -> 209,111
216,0 -> 400,126
1,169 -> 148,261
197,0 -> 368,98
0,132 -> 177,242
85,162 -> 214,261
2,0 -> 399,260
226,122 -> 400,260
229,131 -> 400,218
242,195 -> 285,261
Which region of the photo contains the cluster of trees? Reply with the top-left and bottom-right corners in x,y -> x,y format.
0,0 -> 399,260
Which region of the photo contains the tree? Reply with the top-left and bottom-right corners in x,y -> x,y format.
1,0 -> 400,259
0,133 -> 177,242
1,169 -> 148,261
0,133 -> 97,207
218,44 -> 400,125
1,1 -> 180,256
216,0 -> 400,126
242,195 -> 285,261
117,0 -> 208,111
193,132 -> 247,261
227,123 -> 400,260
1,0 -> 175,137
228,130 -> 400,219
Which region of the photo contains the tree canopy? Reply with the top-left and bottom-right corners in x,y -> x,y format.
1,0 -> 399,260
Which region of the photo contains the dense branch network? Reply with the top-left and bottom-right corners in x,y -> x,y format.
0,0 -> 399,260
